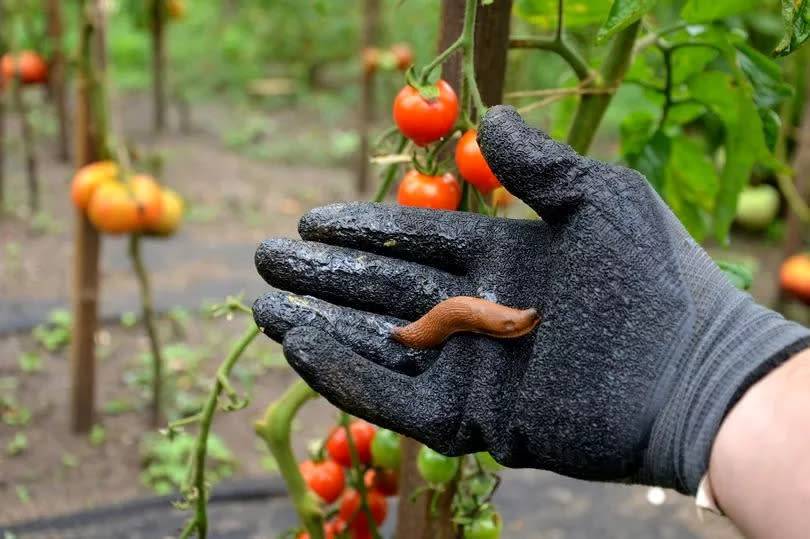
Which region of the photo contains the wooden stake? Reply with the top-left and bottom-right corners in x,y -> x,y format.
70,0 -> 107,433
11,73 -> 40,213
0,0 -> 6,211
151,0 -> 167,131
356,0 -> 380,195
46,0 -> 70,162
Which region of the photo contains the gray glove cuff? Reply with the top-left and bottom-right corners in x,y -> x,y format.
644,294 -> 810,494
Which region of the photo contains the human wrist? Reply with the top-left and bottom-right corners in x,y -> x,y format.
707,346 -> 810,535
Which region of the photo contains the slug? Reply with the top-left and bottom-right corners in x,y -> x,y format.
391,296 -> 540,349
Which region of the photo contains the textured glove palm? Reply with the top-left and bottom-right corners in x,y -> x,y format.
253,105 -> 810,494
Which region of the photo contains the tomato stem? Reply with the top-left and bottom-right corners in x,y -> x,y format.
178,321 -> 260,539
256,379 -> 324,539
128,233 -> 164,428
339,412 -> 383,539
419,36 -> 464,84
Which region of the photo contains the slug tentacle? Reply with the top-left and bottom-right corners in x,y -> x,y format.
390,296 -> 540,349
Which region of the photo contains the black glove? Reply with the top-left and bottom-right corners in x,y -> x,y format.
252,105 -> 810,494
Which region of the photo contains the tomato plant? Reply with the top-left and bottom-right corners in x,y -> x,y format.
338,488 -> 387,535
370,428 -> 400,470
326,421 -> 376,467
417,446 -> 460,485
455,130 -> 501,194
299,459 -> 345,504
393,79 -> 459,146
397,170 -> 461,211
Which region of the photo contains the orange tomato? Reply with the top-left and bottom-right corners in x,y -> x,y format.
71,161 -> 119,211
389,43 -> 414,71
1,51 -> 48,85
780,255 -> 810,302
397,170 -> 462,211
129,175 -> 164,229
455,129 -> 501,194
87,182 -> 141,234
145,187 -> 184,236
362,47 -> 381,74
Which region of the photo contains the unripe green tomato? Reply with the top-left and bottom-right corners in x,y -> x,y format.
371,428 -> 401,470
475,452 -> 503,472
734,184 -> 780,231
417,446 -> 459,484
467,474 -> 494,497
463,512 -> 502,539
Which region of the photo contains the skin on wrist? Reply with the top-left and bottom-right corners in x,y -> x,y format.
707,347 -> 810,538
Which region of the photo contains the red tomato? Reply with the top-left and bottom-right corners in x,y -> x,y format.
296,519 -> 337,539
393,80 -> 459,146
338,489 -> 387,535
326,421 -> 377,467
1,51 -> 48,85
364,468 -> 398,497
397,170 -> 461,211
455,129 -> 501,194
299,459 -> 345,504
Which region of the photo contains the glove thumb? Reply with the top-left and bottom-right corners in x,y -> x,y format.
478,105 -> 586,221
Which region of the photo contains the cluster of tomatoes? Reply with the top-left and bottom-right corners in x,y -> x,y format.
70,161 -> 184,237
0,51 -> 48,86
297,419 -> 503,539
362,43 -> 413,74
296,421 -> 399,539
391,79 -> 509,212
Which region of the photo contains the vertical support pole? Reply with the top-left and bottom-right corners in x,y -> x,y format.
46,0 -> 70,162
151,0 -> 167,131
71,0 -> 107,433
356,0 -> 381,195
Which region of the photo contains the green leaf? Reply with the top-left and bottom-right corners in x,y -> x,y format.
775,0 -> 810,56
597,0 -> 659,43
671,47 -> 719,85
716,261 -> 753,290
759,108 -> 782,152
688,71 -> 770,241
663,135 -> 720,239
620,110 -> 657,157
681,0 -> 758,23
734,39 -> 794,107
514,0 -> 611,29
629,131 -> 671,194
666,101 -> 706,125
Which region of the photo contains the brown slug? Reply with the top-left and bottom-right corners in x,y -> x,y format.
390,296 -> 540,349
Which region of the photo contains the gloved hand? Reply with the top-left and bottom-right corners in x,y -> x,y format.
252,105 -> 810,494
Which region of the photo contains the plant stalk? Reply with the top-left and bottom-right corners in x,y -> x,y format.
256,379 -> 323,539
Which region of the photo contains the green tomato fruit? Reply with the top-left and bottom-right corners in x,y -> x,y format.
735,184 -> 780,231
371,428 -> 401,470
417,445 -> 459,484
463,512 -> 502,539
